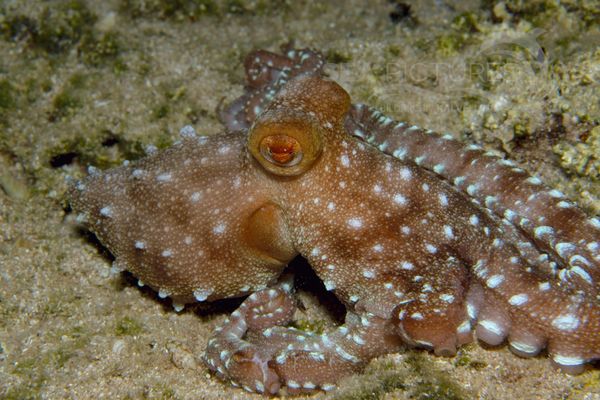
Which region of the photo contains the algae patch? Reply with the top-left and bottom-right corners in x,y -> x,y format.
553,125 -> 600,180
115,316 -> 144,336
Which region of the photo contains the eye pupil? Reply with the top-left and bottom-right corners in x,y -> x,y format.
269,144 -> 294,163
260,135 -> 303,167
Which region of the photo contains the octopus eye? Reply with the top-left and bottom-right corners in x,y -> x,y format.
259,135 -> 303,167
248,118 -> 322,177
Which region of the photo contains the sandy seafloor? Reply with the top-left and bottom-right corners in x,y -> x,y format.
1,0 -> 599,399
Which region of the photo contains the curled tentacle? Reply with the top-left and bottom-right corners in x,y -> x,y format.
219,48 -> 325,132
204,278 -> 402,395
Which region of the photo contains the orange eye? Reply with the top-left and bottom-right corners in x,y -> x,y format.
259,135 -> 303,167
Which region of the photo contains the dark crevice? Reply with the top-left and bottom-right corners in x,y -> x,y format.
49,151 -> 78,168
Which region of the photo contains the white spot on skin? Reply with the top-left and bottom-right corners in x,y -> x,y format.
508,294 -> 529,306
553,355 -> 585,367
486,274 -> 505,288
443,225 -> 454,239
467,302 -> 477,319
347,218 -> 363,229
193,289 -> 212,302
504,209 -> 517,220
399,167 -> 412,180
478,319 -> 504,335
135,241 -> 146,249
218,145 -> 230,155
393,147 -> 407,159
440,294 -> 455,303
213,223 -> 226,235
454,176 -> 466,185
539,282 -> 551,291
433,164 -> 445,174
190,192 -> 202,202
425,244 -> 437,254
438,193 -> 449,207
100,206 -> 113,217
552,314 -> 580,331
510,341 -> 538,355
534,226 -> 554,238
485,196 -> 497,208
393,193 -> 408,205
362,269 -> 375,279
555,242 -> 576,257
411,312 -> 424,320
526,176 -> 542,185
324,280 -> 336,291
469,215 -> 479,226
340,154 -> 350,167
401,226 -> 411,235
156,172 -> 172,182
401,261 -> 414,270
373,244 -> 383,252
184,236 -> 193,245
162,249 -> 172,257
569,266 -> 593,284
467,184 -> 478,196
457,320 -> 471,333
327,202 -> 336,211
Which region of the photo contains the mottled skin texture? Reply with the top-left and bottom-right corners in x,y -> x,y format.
69,48 -> 600,396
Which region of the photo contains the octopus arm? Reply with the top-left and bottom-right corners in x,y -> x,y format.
219,47 -> 326,132
346,103 -> 600,292
204,277 -> 402,395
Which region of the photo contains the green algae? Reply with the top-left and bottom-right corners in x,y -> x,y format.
333,353 -> 471,400
326,48 -> 352,64
0,78 -> 15,109
48,132 -> 147,170
115,316 -> 144,336
453,348 -> 488,371
9,327 -> 89,400
119,0 -> 289,20
120,0 -> 219,20
48,73 -> 90,121
553,125 -> 600,180
500,0 -> 599,27
1,0 -> 122,71
291,318 -> 327,335
35,0 -> 96,54
0,0 -> 97,54
78,31 -> 121,67
0,78 -> 15,126
406,353 -> 470,400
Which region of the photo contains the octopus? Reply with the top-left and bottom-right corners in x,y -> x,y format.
69,46 -> 600,396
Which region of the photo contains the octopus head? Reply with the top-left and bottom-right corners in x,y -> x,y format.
247,75 -> 351,177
